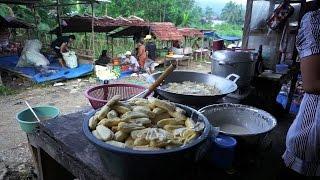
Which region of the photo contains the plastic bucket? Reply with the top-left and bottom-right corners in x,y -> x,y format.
16,106 -> 59,133
210,134 -> 237,169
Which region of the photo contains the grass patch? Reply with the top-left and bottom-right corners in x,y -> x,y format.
0,85 -> 16,96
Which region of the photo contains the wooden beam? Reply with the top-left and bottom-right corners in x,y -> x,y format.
0,0 -> 39,5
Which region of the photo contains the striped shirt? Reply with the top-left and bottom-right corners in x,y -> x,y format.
283,9 -> 320,176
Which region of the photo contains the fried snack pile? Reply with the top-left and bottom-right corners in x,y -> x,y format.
89,95 -> 205,151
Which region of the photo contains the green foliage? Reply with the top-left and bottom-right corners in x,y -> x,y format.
0,85 -> 15,96
220,1 -> 245,25
213,23 -> 243,37
0,4 -> 11,17
204,6 -> 214,20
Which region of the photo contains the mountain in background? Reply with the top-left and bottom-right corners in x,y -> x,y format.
195,0 -> 246,14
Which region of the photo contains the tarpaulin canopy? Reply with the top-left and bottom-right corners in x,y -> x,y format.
204,31 -> 241,42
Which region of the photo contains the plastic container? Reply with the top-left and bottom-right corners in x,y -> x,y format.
16,106 -> 59,133
83,103 -> 211,179
276,64 -> 289,74
84,84 -> 151,109
210,134 -> 237,169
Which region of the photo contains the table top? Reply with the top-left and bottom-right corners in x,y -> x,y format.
27,108 -> 293,180
28,110 -> 118,180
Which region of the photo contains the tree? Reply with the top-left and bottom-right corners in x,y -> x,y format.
220,1 -> 245,25
204,6 -> 214,21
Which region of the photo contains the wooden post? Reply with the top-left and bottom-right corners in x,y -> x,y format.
285,0 -> 306,112
32,5 -> 39,39
242,0 -> 253,48
85,32 -> 88,49
91,3 -> 95,61
56,0 -> 62,36
111,38 -> 114,58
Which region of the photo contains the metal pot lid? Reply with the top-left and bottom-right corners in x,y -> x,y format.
212,50 -> 254,63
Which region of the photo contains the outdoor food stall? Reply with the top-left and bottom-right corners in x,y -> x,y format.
6,0 -> 315,179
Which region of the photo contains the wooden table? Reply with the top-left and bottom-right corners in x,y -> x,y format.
193,49 -> 210,61
164,55 -> 192,69
27,110 -> 117,180
26,108 -> 294,180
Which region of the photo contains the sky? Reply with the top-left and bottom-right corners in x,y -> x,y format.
195,0 -> 247,14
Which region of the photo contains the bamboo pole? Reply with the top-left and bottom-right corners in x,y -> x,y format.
91,3 -> 95,61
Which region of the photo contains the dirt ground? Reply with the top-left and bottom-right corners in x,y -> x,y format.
0,61 -> 210,179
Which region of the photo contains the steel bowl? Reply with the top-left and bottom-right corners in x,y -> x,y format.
199,103 -> 277,137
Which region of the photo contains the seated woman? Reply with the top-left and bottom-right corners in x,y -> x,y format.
123,51 -> 139,72
96,50 -> 111,66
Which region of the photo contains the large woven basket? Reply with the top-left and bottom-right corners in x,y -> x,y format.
85,84 -> 149,109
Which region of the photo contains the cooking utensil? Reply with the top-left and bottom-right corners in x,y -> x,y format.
199,103 -> 277,138
147,71 -> 239,106
211,50 -> 255,88
25,101 -> 41,123
83,103 -> 210,179
123,64 -> 176,101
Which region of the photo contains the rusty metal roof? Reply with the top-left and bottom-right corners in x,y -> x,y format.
0,16 -> 34,29
50,15 -> 147,33
150,22 -> 183,41
50,15 -> 183,41
178,28 -> 203,38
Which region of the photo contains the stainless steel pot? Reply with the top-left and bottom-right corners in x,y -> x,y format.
211,50 -> 256,88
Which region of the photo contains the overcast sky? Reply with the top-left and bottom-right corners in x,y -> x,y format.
195,0 -> 247,13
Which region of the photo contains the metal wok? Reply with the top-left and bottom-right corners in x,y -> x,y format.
147,70 -> 239,106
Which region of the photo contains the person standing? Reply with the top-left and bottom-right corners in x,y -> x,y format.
50,34 -> 76,67
145,35 -> 157,61
282,1 -> 320,176
145,35 -> 157,74
137,40 -> 147,69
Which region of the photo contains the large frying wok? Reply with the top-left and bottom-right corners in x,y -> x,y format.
147,70 -> 239,106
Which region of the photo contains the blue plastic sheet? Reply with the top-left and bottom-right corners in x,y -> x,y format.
0,55 -> 93,83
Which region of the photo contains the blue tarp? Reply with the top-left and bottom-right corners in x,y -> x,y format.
204,31 -> 241,42
0,55 -> 93,83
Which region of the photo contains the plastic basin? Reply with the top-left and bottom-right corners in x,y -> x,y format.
16,106 -> 60,133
